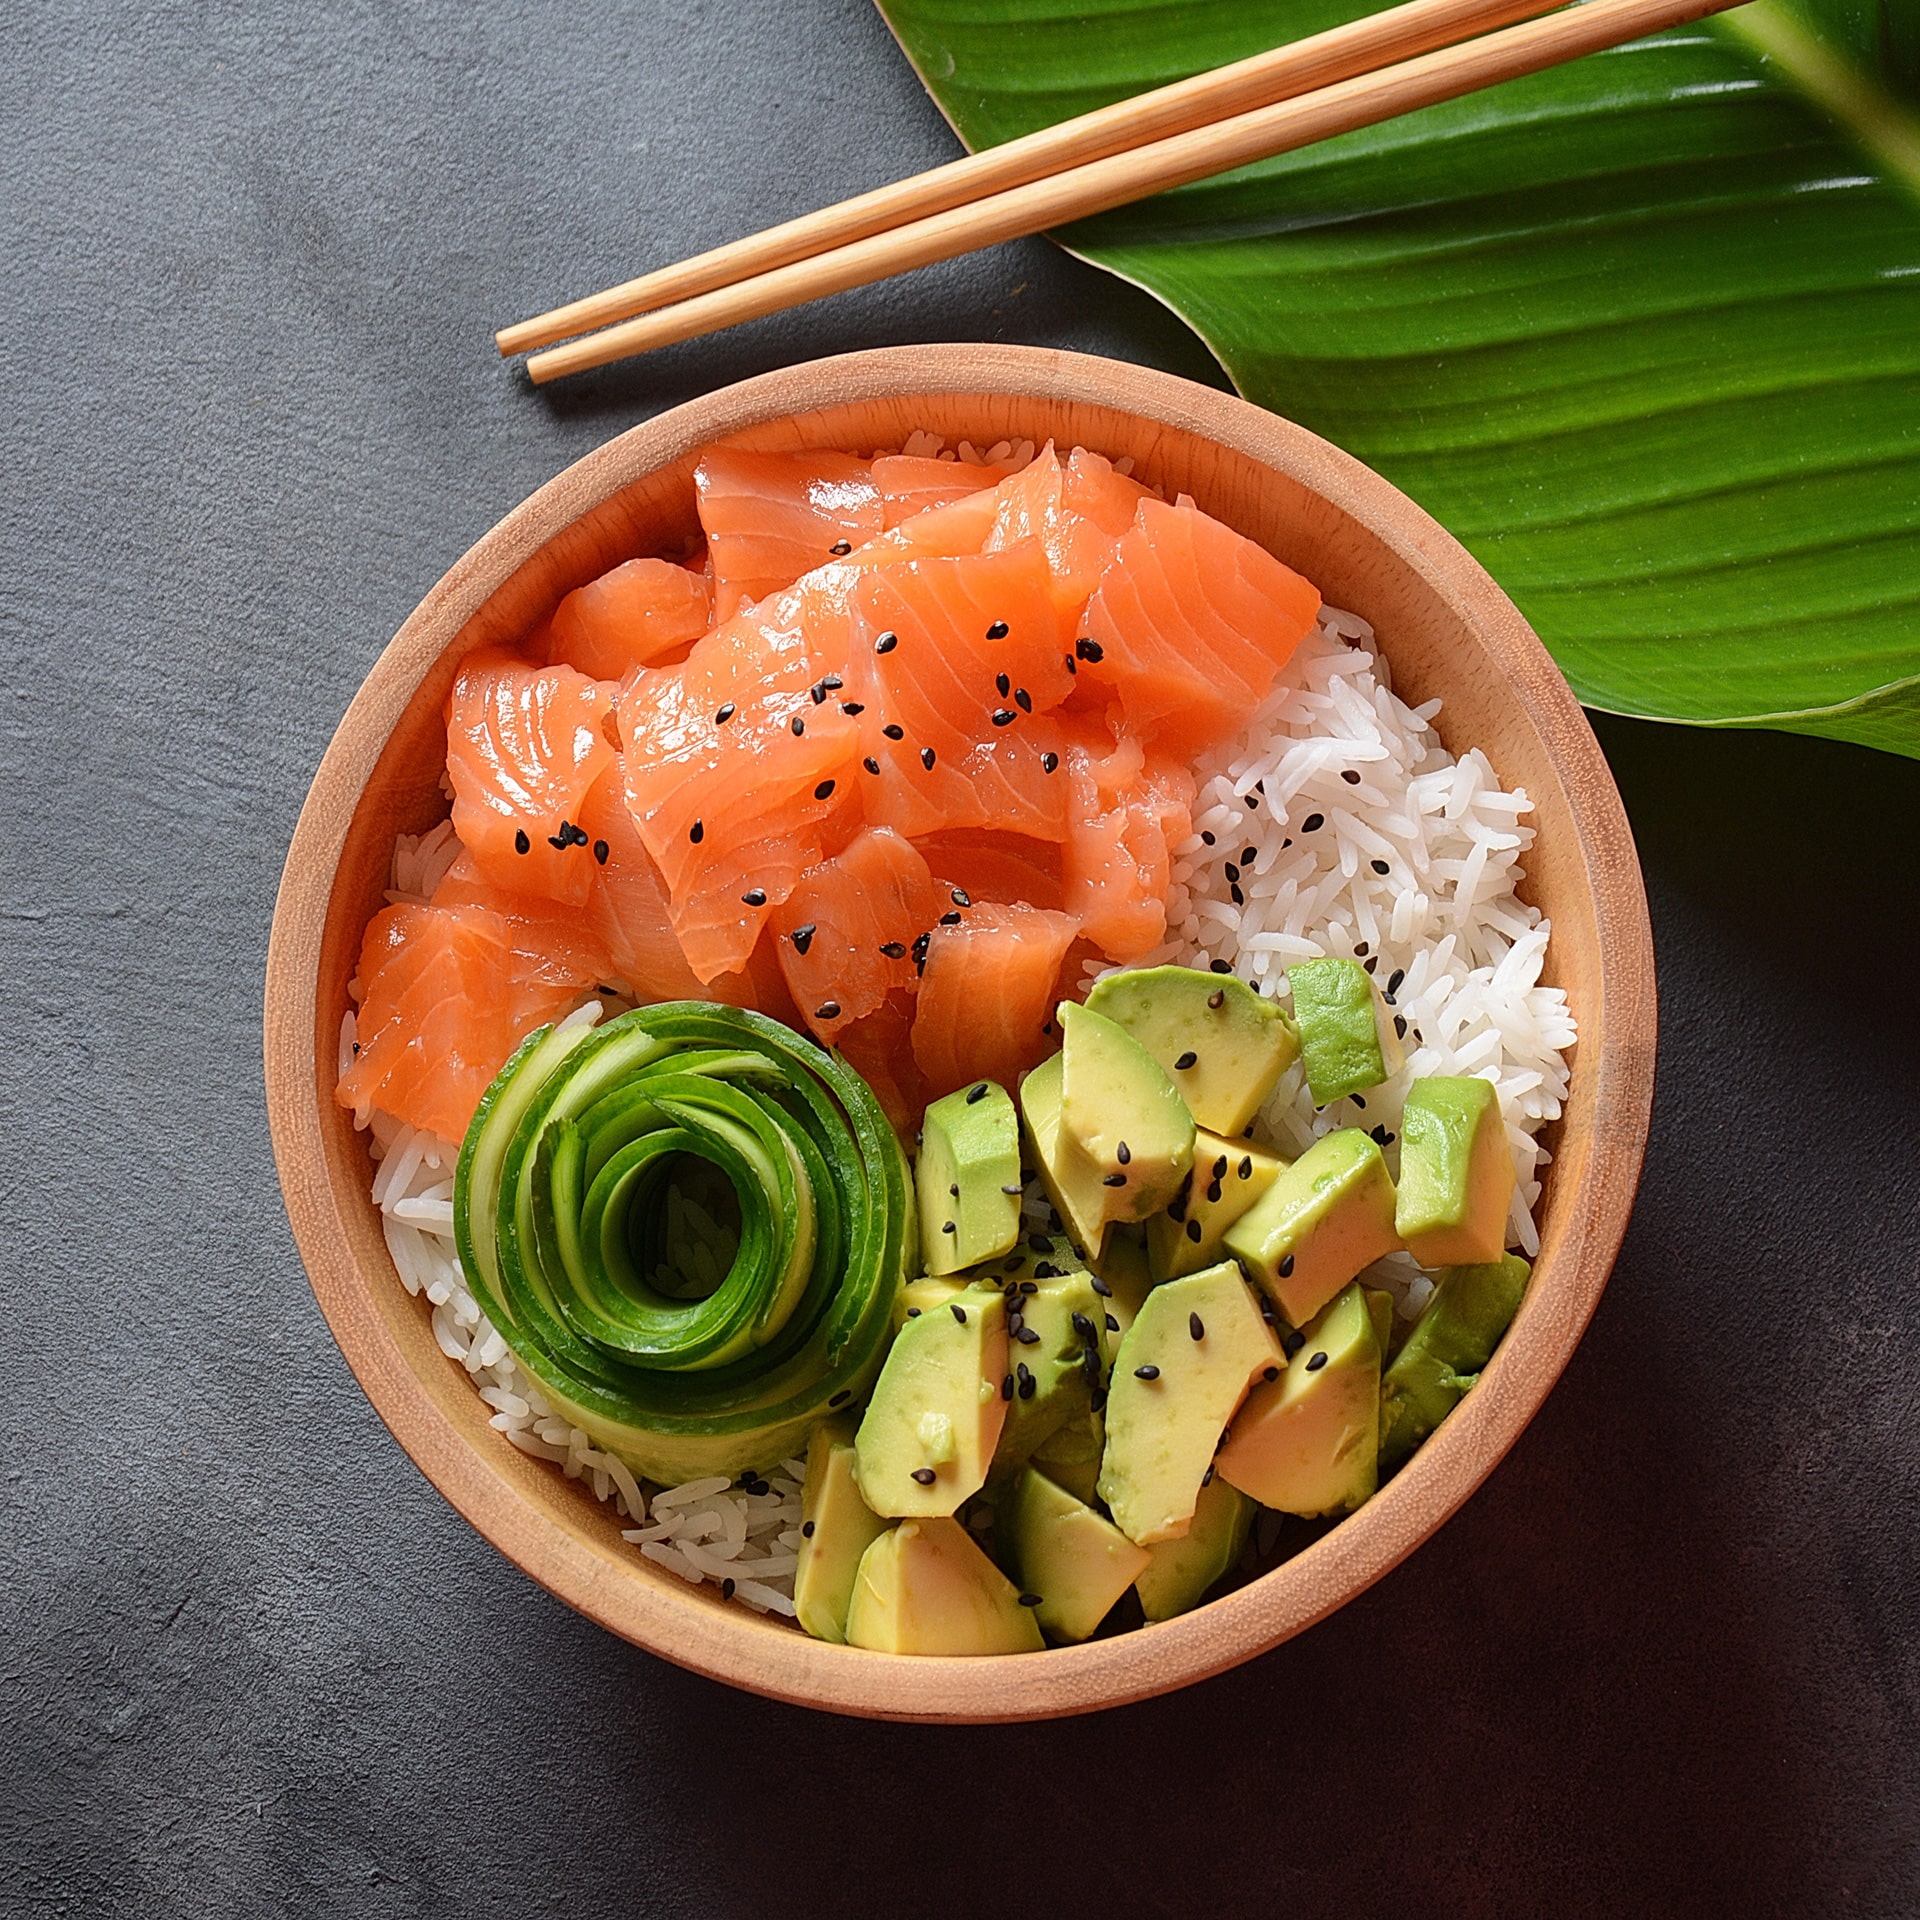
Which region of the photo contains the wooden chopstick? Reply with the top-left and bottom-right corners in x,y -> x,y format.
521,0 -> 1740,384
496,0 -> 1569,359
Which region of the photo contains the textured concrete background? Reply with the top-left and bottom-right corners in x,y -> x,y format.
3,3 -> 1917,1914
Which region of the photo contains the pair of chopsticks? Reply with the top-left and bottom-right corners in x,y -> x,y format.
499,0 -> 1741,383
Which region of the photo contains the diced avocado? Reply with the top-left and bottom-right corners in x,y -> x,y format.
1146,1130 -> 1286,1281
792,1418 -> 892,1644
1058,1002 -> 1195,1222
1001,1466 -> 1151,1643
1090,1226 -> 1154,1360
854,1280 -> 1008,1517
991,1262 -> 1107,1478
916,1080 -> 1022,1276
1019,1051 -> 1112,1258
1224,1127 -> 1402,1326
1364,1285 -> 1395,1364
1217,1282 -> 1382,1517
1031,1407 -> 1105,1506
1085,965 -> 1300,1134
1394,1076 -> 1514,1268
1379,1254 -> 1529,1471
1134,1472 -> 1255,1623
1098,1260 -> 1284,1545
844,1516 -> 1045,1655
892,1275 -> 965,1335
1286,956 -> 1404,1106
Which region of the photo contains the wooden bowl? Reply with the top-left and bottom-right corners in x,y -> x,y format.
265,344 -> 1654,1722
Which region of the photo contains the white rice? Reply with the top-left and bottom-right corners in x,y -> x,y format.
345,569 -> 1573,1608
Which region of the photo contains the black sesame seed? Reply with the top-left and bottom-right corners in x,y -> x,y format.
790,715 -> 805,737
809,682 -> 829,705
689,819 -> 705,844
1207,989 -> 1225,1009
829,540 -> 852,556
823,674 -> 843,692
966,1081 -> 989,1103
951,1302 -> 967,1324
1210,961 -> 1232,976
1089,1275 -> 1113,1297
951,888 -> 971,908
949,1184 -> 959,1198
1014,688 -> 1032,713
714,702 -> 736,725
1354,942 -> 1370,959
592,839 -> 609,865
1278,1253 -> 1295,1278
1016,1325 -> 1041,1345
814,779 -> 836,800
1018,1592 -> 1043,1607
1242,846 -> 1257,865
911,1467 -> 937,1485
1264,1365 -> 1281,1382
1352,1094 -> 1367,1110
1001,1183 -> 1021,1196
1102,1172 -> 1127,1187
996,671 -> 1011,696
1301,812 -> 1324,832
878,941 -> 907,960
1001,1374 -> 1014,1400
742,888 -> 767,907
1224,862 -> 1240,883
863,757 -> 881,775
939,910 -> 961,926
1244,792 -> 1260,810
991,708 -> 1017,727
1239,1156 -> 1253,1180
905,1307 -> 920,1318
790,924 -> 815,954
841,700 -> 865,716
874,631 -> 898,654
1189,1312 -> 1206,1341
882,723 -> 904,740
1134,1364 -> 1160,1381
816,1001 -> 842,1021
1019,1279 -> 1039,1294
1202,1465 -> 1215,1487
1030,1262 -> 1060,1280
1041,752 -> 1059,774
802,1520 -> 816,1538
1306,1351 -> 1328,1373
1387,968 -> 1405,997
1207,1181 -> 1222,1204
1186,1219 -> 1203,1244
1213,1156 -> 1228,1179
547,828 -> 569,850
514,829 -> 530,854
1364,955 -> 1379,974
1064,653 -> 1077,675
1072,1311 -> 1095,1343
985,618 -> 1010,640
1115,1141 -> 1131,1165
1371,858 -> 1391,875
1173,1050 -> 1198,1071
1229,884 -> 1245,906
1395,1014 -> 1409,1039
722,1576 -> 736,1598
1342,768 -> 1362,784
1028,1233 -> 1050,1253
829,1389 -> 851,1406
1075,636 -> 1104,663
921,747 -> 937,770
1282,1328 -> 1305,1357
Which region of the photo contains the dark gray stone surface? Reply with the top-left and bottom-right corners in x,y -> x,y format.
2,3 -> 1916,1914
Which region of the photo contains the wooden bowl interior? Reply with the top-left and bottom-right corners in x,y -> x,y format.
276,349 -> 1649,1721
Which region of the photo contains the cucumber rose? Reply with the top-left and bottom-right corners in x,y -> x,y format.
455,1003 -> 912,1483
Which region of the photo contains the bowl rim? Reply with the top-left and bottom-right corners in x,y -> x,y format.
265,342 -> 1655,1722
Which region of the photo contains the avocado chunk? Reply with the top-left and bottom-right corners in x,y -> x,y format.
1134,1472 -> 1255,1623
1058,1002 -> 1195,1222
1089,1226 -> 1154,1360
1001,1466 -> 1151,1643
892,1275 -> 966,1335
1224,1127 -> 1402,1326
792,1418 -> 892,1644
1030,1407 -> 1105,1506
1098,1260 -> 1284,1545
844,1515 -> 1045,1655
1085,965 -> 1300,1134
991,1263 -> 1108,1479
1286,956 -> 1404,1106
1379,1254 -> 1530,1471
1217,1282 -> 1382,1517
1146,1130 -> 1287,1281
1019,1051 -> 1113,1258
1394,1075 -> 1514,1268
854,1280 -> 1008,1517
916,1079 -> 1022,1276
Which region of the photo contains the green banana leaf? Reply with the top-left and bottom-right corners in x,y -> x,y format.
874,0 -> 1920,756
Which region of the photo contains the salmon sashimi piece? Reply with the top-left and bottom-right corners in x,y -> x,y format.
846,540 -> 1078,842
913,828 -> 1065,914
695,447 -> 884,619
541,557 -> 712,681
833,990 -> 932,1139
1061,736 -> 1197,960
770,827 -> 941,1043
337,900 -> 600,1144
618,594 -> 860,982
444,650 -> 618,908
911,901 -> 1081,1100
871,453 -> 1022,528
982,445 -> 1139,622
1079,494 -> 1322,756
572,765 -> 711,1003
429,850 -> 616,982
